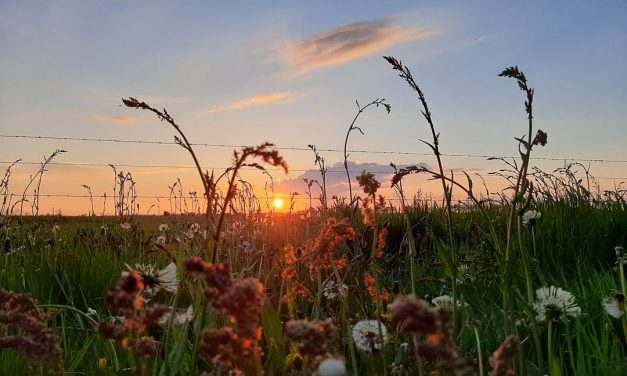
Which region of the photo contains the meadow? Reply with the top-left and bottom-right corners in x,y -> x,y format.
1,58 -> 626,375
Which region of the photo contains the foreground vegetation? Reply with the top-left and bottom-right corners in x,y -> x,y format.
1,57 -> 626,375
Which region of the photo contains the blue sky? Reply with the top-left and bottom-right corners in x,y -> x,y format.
1,1 -> 626,214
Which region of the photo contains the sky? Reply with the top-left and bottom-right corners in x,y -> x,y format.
1,0 -> 626,215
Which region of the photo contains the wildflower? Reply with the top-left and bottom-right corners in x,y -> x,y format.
533,286 -> 581,322
283,280 -> 314,303
318,358 -> 346,376
488,335 -> 519,376
185,259 -> 265,375
352,319 -> 388,352
356,170 -> 381,196
0,288 -> 61,363
522,210 -> 541,227
156,235 -> 166,246
532,129 -> 548,147
431,295 -> 468,309
52,224 -> 60,234
190,222 -> 201,233
390,295 -> 450,335
86,307 -> 98,317
97,357 -> 107,369
365,272 -> 389,304
126,262 -> 178,298
376,227 -> 388,259
285,319 -> 337,367
323,280 -> 348,301
158,305 -> 194,326
308,218 -> 356,279
159,223 -> 169,232
237,239 -> 253,253
120,222 -> 131,230
601,292 -> 625,319
99,272 -> 169,359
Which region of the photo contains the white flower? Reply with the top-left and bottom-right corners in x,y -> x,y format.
602,293 -> 625,319
323,281 -> 348,301
159,223 -> 169,232
108,315 -> 125,324
190,223 -> 201,233
120,222 -> 131,230
352,320 -> 388,352
158,305 -> 194,326
318,358 -> 346,376
238,240 -> 253,253
432,295 -> 468,309
85,307 -> 98,317
126,262 -> 178,298
533,286 -> 581,322
52,224 -> 60,234
156,235 -> 167,246
522,210 -> 541,227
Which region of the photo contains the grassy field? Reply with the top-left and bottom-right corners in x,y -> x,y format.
1,60 -> 626,375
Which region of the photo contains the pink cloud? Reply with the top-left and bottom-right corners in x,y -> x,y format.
95,115 -> 142,125
283,18 -> 435,76
200,91 -> 305,115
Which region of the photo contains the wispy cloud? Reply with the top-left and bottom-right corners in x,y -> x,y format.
200,91 -> 305,115
283,18 -> 435,76
94,115 -> 142,125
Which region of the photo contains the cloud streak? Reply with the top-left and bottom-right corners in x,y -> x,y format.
200,92 -> 305,115
283,18 -> 435,76
94,115 -> 142,125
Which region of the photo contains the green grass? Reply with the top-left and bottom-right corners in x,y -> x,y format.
1,200 -> 626,375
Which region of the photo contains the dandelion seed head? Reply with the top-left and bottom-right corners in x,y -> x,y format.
533,286 -> 580,322
522,210 -> 541,227
318,358 -> 346,376
432,295 -> 467,309
323,281 -> 348,301
602,292 -> 625,319
352,320 -> 388,352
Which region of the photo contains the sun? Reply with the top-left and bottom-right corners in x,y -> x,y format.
273,198 -> 284,210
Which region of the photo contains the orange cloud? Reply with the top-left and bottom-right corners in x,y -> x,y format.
95,115 -> 141,125
201,91 -> 304,115
283,18 -> 435,76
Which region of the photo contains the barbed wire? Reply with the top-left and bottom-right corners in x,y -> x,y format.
2,134 -> 626,163
1,160 -> 625,180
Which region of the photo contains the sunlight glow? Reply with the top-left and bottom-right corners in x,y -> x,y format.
273,198 -> 284,210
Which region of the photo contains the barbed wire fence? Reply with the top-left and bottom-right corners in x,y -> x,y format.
1,133 -> 626,215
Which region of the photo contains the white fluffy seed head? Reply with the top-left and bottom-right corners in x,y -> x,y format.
318,358 -> 346,376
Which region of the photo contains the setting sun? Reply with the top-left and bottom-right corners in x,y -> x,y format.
273,198 -> 284,210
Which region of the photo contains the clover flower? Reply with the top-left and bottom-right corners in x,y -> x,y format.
352,319 -> 388,352
533,286 -> 581,322
158,223 -> 169,232
120,222 -> 131,230
522,210 -> 541,227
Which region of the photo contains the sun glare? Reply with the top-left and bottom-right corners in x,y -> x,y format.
273,198 -> 284,210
